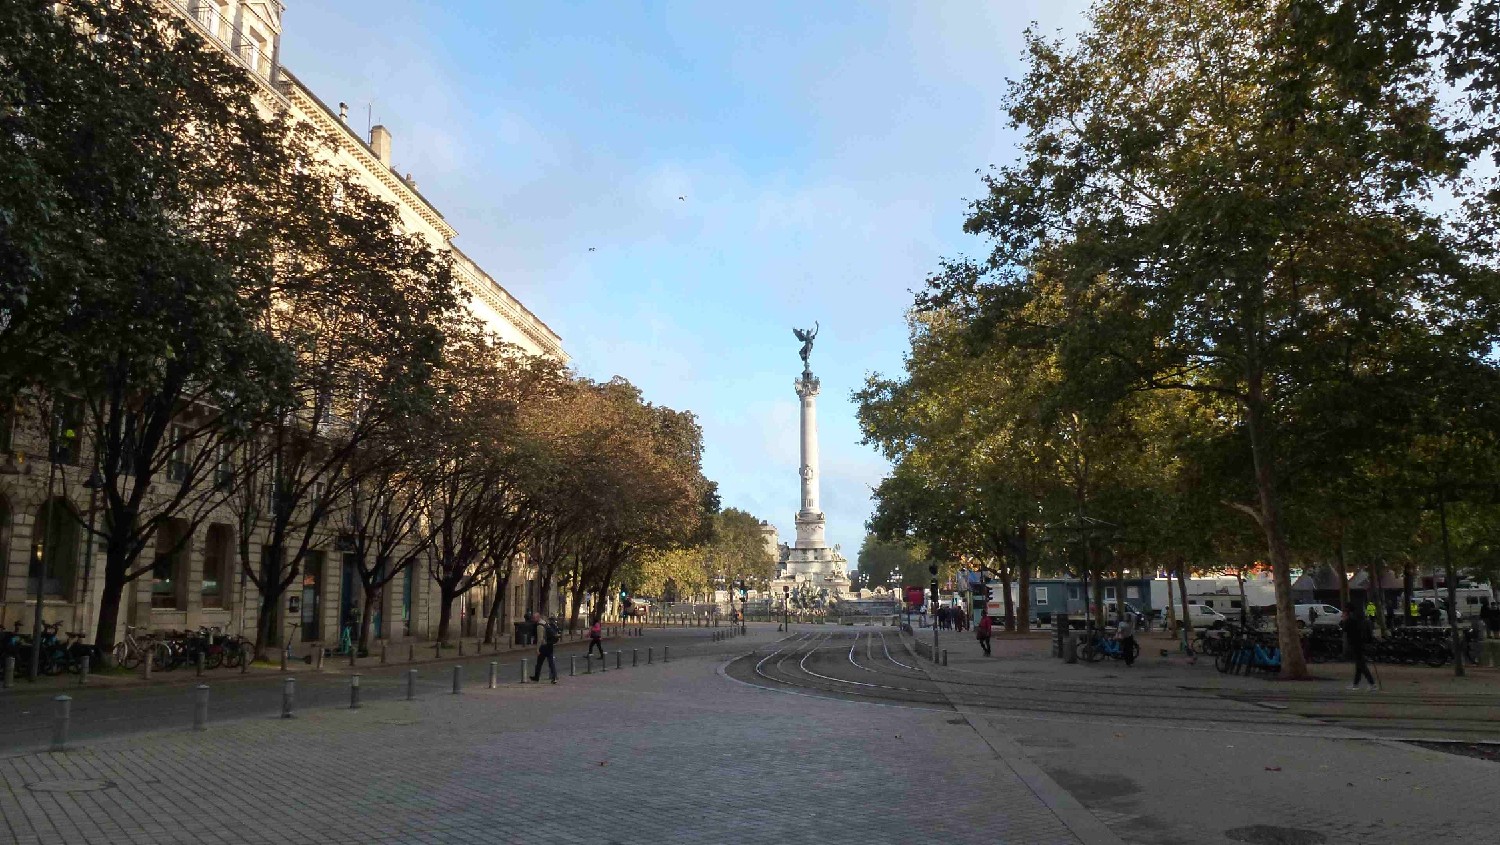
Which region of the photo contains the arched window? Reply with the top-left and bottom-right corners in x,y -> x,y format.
151,520 -> 189,609
29,498 -> 80,599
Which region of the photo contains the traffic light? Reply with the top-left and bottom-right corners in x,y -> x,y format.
982,583 -> 993,601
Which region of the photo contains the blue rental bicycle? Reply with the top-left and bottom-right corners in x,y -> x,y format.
1216,635 -> 1281,675
1076,630 -> 1140,663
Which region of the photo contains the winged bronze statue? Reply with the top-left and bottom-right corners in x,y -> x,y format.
793,322 -> 819,366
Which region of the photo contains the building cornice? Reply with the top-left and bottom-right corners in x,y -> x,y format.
279,70 -> 458,242
451,248 -> 568,362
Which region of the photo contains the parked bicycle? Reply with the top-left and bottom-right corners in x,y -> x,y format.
1076,629 -> 1141,663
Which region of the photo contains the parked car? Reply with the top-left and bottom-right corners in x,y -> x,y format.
1293,603 -> 1344,628
1178,603 -> 1228,628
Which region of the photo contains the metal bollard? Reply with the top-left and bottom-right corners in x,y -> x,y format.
601,651 -> 607,672
348,647 -> 356,667
4,655 -> 14,689
406,669 -> 417,700
193,684 -> 209,731
435,642 -> 443,659
648,647 -> 654,664
570,656 -> 577,677
350,674 -> 362,709
52,695 -> 71,752
281,677 -> 296,718
409,644 -> 415,663
586,655 -> 593,674
633,649 -> 639,667
458,640 -> 464,657
240,650 -> 248,674
942,649 -> 948,666
615,651 -> 621,670
78,655 -> 89,686
279,646 -> 286,673
521,659 -> 529,683
451,665 -> 462,695
488,661 -> 497,689
144,655 -> 152,681
381,644 -> 388,665
195,652 -> 204,677
664,646 -> 670,663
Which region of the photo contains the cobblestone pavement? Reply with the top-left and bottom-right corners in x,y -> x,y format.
728,627 -> 1499,844
0,625 -> 1096,845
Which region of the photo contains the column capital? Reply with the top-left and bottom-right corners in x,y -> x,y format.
794,374 -> 820,399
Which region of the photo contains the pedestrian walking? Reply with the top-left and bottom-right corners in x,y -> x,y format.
530,612 -> 559,684
1115,613 -> 1137,667
1343,609 -> 1376,691
588,619 -> 605,658
976,614 -> 993,657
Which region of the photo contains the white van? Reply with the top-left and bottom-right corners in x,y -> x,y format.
1293,603 -> 1343,628
1172,603 -> 1227,628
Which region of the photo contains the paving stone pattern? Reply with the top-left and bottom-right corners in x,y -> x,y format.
0,632 -> 1085,845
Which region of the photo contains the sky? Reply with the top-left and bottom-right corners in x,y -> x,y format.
278,1 -> 1092,566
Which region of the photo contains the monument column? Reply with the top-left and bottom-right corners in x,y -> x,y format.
794,372 -> 825,549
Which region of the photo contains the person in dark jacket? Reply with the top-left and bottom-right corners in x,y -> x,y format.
1343,609 -> 1376,691
976,614 -> 993,656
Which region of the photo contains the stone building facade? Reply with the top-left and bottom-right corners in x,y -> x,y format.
0,0 -> 573,653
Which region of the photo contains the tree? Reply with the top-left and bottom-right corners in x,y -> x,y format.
926,0 -> 1496,677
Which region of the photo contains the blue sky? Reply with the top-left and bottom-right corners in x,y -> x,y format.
279,1 -> 1091,565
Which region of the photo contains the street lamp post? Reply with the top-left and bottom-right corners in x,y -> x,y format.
782,585 -> 790,631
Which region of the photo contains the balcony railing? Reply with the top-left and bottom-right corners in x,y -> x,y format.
169,0 -> 276,82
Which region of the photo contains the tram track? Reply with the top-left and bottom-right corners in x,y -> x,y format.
725,629 -> 1500,741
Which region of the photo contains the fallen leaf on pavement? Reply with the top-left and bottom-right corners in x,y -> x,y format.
1265,766 -> 1281,772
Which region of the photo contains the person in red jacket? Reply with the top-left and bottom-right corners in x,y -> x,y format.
588,618 -> 605,658
976,614 -> 993,657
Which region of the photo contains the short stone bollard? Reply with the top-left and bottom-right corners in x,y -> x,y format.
406,669 -> 418,700
435,642 -> 443,659
451,665 -> 462,695
632,649 -> 639,666
281,677 -> 296,718
78,655 -> 89,687
52,695 -> 71,752
648,647 -> 654,664
348,647 -> 356,667
570,656 -> 577,677
4,655 -> 14,689
615,651 -> 622,670
521,659 -> 529,683
381,644 -> 388,665
664,646 -> 671,663
458,640 -> 464,657
195,652 -> 204,677
193,684 -> 209,731
601,651 -> 607,672
586,655 -> 593,674
488,661 -> 498,689
942,649 -> 948,667
350,674 -> 362,709
409,644 -> 415,663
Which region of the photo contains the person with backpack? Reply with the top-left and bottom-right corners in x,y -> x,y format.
588,618 -> 605,658
976,614 -> 993,656
530,612 -> 558,684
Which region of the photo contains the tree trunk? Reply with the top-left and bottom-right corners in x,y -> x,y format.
1438,497 -> 1465,676
1016,523 -> 1031,634
537,571 -> 554,620
93,536 -> 130,653
1176,559 -> 1195,652
1402,562 -> 1415,625
483,572 -> 510,644
568,586 -> 586,631
358,586 -> 378,653
1244,397 -> 1308,679
254,588 -> 279,663
435,583 -> 457,643
252,545 -> 290,663
999,560 -> 1015,632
